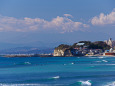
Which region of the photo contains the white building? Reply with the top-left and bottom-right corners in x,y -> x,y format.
104,38 -> 115,48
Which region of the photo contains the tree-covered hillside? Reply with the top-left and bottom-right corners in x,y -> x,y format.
56,41 -> 110,51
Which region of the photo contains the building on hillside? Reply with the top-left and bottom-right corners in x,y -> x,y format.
104,38 -> 115,48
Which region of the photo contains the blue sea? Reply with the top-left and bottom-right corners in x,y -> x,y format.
0,56 -> 115,86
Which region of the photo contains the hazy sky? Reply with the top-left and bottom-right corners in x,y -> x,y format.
0,0 -> 115,48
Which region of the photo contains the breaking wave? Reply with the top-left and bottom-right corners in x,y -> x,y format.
24,62 -> 31,64
78,80 -> 92,86
70,80 -> 92,86
104,81 -> 115,86
51,76 -> 60,79
102,60 -> 108,62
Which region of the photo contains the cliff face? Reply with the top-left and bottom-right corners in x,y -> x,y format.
53,49 -> 64,56
53,48 -> 73,56
53,44 -> 74,57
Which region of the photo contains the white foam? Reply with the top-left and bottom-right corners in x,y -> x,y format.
79,80 -> 92,86
52,76 -> 60,79
71,62 -> 74,64
24,62 -> 31,64
104,81 -> 115,86
102,60 -> 108,62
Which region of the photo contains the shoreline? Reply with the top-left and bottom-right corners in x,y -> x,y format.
2,54 -> 115,57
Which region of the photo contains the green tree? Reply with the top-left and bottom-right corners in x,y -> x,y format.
88,41 -> 110,50
55,44 -> 71,50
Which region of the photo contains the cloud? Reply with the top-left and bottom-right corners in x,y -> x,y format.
0,15 -> 89,33
64,14 -> 73,18
91,8 -> 115,25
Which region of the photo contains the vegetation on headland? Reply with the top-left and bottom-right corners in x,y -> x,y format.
55,44 -> 71,51
54,41 -> 111,56
55,41 -> 110,51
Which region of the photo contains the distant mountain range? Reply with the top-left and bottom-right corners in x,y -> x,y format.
0,40 -> 71,54
0,47 -> 54,54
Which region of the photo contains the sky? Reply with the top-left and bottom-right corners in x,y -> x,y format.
0,0 -> 115,49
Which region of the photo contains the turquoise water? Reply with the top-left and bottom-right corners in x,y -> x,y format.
0,56 -> 115,86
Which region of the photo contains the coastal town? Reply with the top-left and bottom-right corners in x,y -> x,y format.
53,38 -> 115,57
4,38 -> 115,57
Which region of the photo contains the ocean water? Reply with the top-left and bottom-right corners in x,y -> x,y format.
0,56 -> 115,86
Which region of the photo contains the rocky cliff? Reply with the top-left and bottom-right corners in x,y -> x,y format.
53,44 -> 73,56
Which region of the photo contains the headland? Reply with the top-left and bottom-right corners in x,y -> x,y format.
3,38 -> 115,57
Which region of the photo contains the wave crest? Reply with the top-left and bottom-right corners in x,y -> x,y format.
78,80 -> 92,86
104,81 -> 115,86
